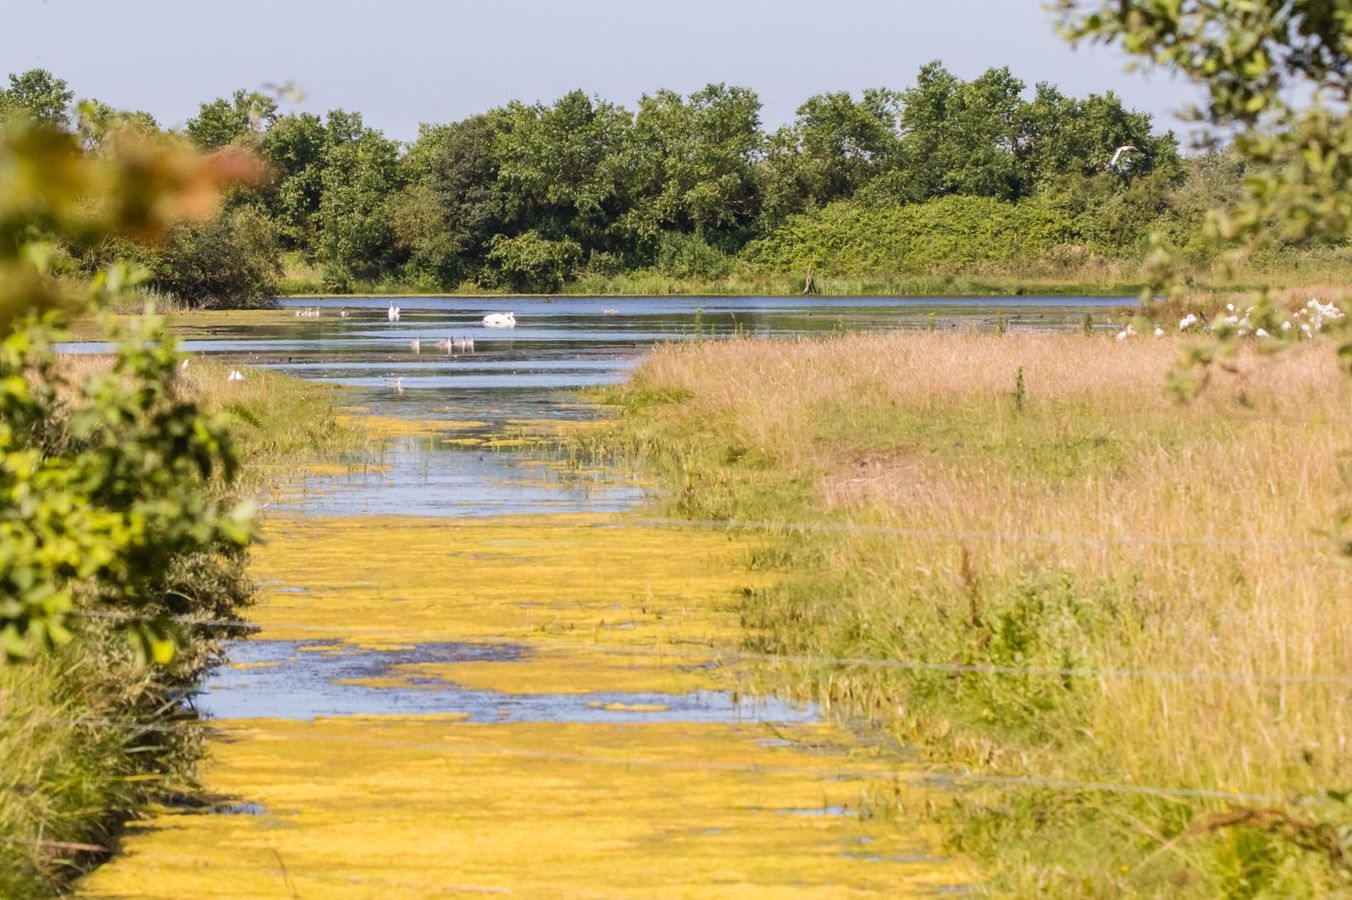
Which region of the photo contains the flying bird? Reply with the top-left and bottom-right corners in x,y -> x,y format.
1109,145 -> 1139,166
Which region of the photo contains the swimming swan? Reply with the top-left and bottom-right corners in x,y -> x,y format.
483,312 -> 516,328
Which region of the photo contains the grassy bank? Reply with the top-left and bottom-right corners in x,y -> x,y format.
594,332 -> 1352,896
0,362 -> 362,896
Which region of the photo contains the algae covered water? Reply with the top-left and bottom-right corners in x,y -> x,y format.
79,295 -> 1122,897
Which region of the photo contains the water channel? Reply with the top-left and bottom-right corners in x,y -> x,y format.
79,294 -> 1127,897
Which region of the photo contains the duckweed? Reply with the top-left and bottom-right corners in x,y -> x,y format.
79,472 -> 964,894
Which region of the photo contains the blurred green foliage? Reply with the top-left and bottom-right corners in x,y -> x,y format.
0,117 -> 260,661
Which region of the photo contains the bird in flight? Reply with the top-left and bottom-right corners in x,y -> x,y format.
1109,145 -> 1139,166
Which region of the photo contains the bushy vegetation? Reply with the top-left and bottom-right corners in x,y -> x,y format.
596,332 -> 1352,895
0,116 -> 355,894
8,62 -> 1320,300
149,207 -> 281,309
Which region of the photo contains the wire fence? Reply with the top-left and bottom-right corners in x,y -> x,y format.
231,507 -> 1341,553
68,609 -> 1352,687
9,712 -> 1292,808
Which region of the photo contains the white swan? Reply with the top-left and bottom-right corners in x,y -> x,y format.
483,312 -> 516,328
388,304 -> 401,321
227,369 -> 245,382
410,338 -> 421,354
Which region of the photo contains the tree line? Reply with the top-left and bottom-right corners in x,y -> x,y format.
3,64 -> 1219,301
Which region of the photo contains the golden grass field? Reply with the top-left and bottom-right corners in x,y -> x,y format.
603,331 -> 1352,896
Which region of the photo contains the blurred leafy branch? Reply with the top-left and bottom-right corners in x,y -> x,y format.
0,115 -> 263,662
1057,0 -> 1352,373
1059,1 -> 1352,561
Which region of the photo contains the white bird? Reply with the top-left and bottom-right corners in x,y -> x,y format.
340,308 -> 350,318
179,358 -> 190,372
227,369 -> 245,382
602,307 -> 619,316
387,304 -> 401,322
410,338 -> 421,354
1109,145 -> 1139,166
483,312 -> 516,328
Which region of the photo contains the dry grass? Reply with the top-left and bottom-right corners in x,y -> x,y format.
610,332 -> 1352,895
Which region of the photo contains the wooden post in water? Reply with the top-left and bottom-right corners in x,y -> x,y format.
803,266 -> 818,295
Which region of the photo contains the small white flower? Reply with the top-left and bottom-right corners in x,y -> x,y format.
1255,328 -> 1268,338
1281,320 -> 1292,332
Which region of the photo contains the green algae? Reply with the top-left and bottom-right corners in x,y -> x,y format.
78,508 -> 966,895
80,717 -> 968,898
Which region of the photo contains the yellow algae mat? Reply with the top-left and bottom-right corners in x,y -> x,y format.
79,514 -> 967,897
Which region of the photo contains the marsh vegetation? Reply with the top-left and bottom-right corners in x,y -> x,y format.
594,331 -> 1352,894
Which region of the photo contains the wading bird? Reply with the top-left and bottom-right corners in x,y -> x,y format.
483,312 -> 516,328
388,304 -> 401,321
410,338 -> 421,354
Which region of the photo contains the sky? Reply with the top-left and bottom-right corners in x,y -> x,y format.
2,0 -> 1197,141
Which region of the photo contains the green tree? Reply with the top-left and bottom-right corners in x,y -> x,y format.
261,112 -> 328,248
899,62 -> 1027,201
1016,83 -> 1177,188
760,89 -> 902,221
1058,0 -> 1351,359
492,91 -> 633,253
75,99 -> 160,149
392,115 -> 507,288
624,84 -> 763,249
1059,1 -> 1351,253
185,89 -> 279,150
2,69 -> 74,127
314,110 -> 402,286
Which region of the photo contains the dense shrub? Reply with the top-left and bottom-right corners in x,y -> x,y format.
485,230 -> 582,292
740,197 -> 1077,275
654,231 -> 733,280
151,207 -> 280,308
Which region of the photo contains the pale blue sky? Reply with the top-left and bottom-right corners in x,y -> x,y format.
3,0 -> 1194,140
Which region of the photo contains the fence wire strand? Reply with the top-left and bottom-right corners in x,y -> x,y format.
68,609 -> 1352,687
10,713 -> 1291,807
